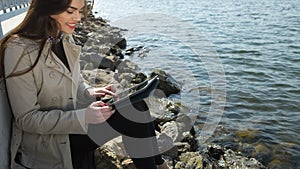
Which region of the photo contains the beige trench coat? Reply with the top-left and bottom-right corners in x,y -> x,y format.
4,34 -> 92,169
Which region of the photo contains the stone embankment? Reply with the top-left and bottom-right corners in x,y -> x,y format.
73,14 -> 266,169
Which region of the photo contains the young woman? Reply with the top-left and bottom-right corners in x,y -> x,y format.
0,0 -> 169,168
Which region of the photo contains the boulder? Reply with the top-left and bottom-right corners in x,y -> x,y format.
150,68 -> 181,97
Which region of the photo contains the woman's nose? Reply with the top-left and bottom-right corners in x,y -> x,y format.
73,12 -> 82,21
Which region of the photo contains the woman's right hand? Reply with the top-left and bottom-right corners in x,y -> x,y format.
87,84 -> 118,100
85,101 -> 115,124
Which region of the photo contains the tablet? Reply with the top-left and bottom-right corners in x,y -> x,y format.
104,75 -> 159,109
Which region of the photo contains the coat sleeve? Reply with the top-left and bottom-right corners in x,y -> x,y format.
4,41 -> 87,135
76,74 -> 95,108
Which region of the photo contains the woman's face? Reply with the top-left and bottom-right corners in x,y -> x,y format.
50,0 -> 85,34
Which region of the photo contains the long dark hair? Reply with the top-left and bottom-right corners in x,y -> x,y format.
0,0 -> 85,79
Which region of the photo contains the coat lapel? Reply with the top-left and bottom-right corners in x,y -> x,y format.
62,35 -> 82,108
43,35 -> 81,81
62,36 -> 82,74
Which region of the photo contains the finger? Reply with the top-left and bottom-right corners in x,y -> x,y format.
102,89 -> 118,97
94,88 -> 114,96
100,108 -> 115,114
113,94 -> 120,101
94,92 -> 106,97
93,88 -> 109,95
91,101 -> 105,107
105,84 -> 116,93
100,106 -> 113,111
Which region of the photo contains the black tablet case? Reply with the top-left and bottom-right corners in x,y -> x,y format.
104,75 -> 159,109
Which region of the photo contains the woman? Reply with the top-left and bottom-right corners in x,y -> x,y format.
0,0 -> 169,168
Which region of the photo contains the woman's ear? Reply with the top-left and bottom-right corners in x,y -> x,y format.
49,14 -> 56,20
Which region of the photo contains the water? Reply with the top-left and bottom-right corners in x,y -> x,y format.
93,0 -> 300,168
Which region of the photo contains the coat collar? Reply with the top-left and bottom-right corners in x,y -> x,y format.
43,34 -> 82,79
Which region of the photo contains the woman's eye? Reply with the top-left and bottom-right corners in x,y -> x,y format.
67,10 -> 74,14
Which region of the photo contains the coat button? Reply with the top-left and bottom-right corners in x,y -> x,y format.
52,97 -> 58,102
42,141 -> 48,148
49,71 -> 55,78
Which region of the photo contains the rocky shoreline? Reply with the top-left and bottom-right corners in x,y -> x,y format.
73,14 -> 266,169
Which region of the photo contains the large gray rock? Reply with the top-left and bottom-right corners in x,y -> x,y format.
116,60 -> 140,74
150,68 -> 181,97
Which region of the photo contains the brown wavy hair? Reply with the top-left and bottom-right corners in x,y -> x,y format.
0,0 -> 86,79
